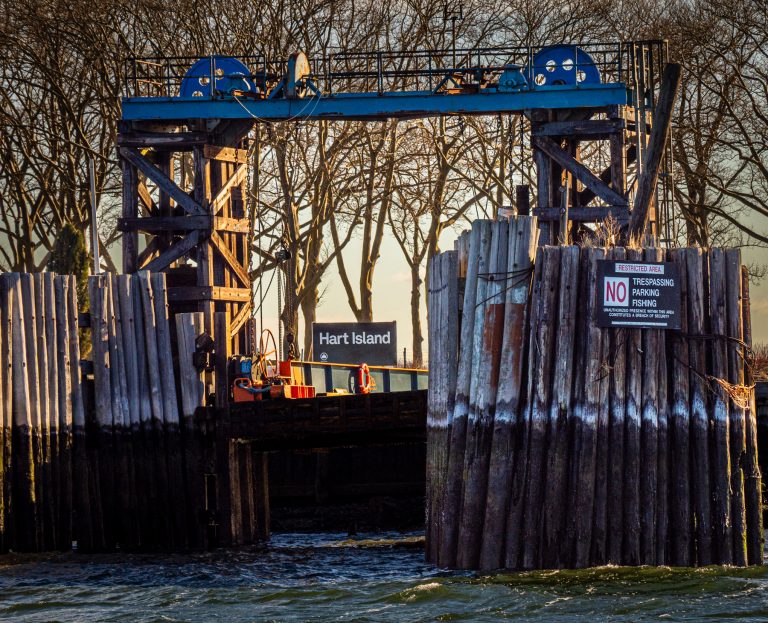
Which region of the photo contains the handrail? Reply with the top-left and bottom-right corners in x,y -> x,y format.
122,40 -> 666,100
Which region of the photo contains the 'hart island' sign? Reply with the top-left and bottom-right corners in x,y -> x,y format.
312,322 -> 397,366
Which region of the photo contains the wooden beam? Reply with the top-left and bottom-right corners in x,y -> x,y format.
210,230 -> 250,286
213,120 -> 254,147
167,285 -> 251,302
558,185 -> 570,245
118,132 -> 209,149
119,147 -> 206,216
121,158 -> 139,273
193,145 -> 214,335
117,215 -> 213,232
137,181 -> 158,216
532,206 -> 630,222
609,107 -> 627,199
211,164 -> 248,215
214,216 -> 249,234
230,302 -> 253,338
533,135 -> 627,207
627,63 -> 682,240
136,237 -> 161,268
578,145 -> 637,205
533,119 -> 626,139
142,231 -> 201,273
533,138 -> 552,245
204,145 -> 249,164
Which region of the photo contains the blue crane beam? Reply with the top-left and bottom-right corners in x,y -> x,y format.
121,83 -> 629,122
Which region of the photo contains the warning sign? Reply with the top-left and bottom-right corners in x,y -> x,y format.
596,260 -> 681,329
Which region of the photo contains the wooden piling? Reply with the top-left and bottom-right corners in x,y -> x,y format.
540,245 -> 579,568
41,273 -> 60,550
708,248 -> 733,564
440,220 -> 492,568
214,311 -> 236,546
640,247 -> 661,565
725,249 -> 747,566
686,248 -> 712,565
480,217 -> 537,571
54,276 -> 73,550
426,251 -> 459,564
521,246 -> 560,570
741,265 -> 764,564
176,311 -> 207,547
10,274 -> 38,551
457,220 -> 509,569
0,275 -> 11,551
572,247 -> 605,568
151,273 -> 187,549
138,271 -> 174,547
20,274 -> 44,551
606,247 -> 627,564
668,249 -> 692,566
90,274 -> 117,548
591,247 -> 615,565
623,248 -> 643,565
504,246 -> 546,570
132,273 -> 156,547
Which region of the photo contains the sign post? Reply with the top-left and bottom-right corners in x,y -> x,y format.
596,260 -> 681,329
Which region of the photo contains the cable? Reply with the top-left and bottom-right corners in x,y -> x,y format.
232,90 -> 323,124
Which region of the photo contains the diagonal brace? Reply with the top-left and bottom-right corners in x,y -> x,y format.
210,230 -> 250,286
211,164 -> 248,215
142,231 -> 202,273
120,147 -> 206,216
532,135 -> 627,207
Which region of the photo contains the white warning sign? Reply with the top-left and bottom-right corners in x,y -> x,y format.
596,260 -> 681,329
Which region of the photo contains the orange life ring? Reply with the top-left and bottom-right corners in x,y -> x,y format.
357,363 -> 372,394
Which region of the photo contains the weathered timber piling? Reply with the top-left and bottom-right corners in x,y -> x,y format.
0,274 -> 83,552
0,269 -> 229,553
741,267 -> 764,563
668,248 -> 691,566
176,312 -> 207,547
426,251 -> 459,563
458,219 -> 510,569
440,221 -> 492,568
90,270 -> 191,550
539,245 -> 579,569
480,218 -> 538,570
427,236 -> 762,570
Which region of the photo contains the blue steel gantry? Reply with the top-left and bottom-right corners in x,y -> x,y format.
117,41 -> 669,345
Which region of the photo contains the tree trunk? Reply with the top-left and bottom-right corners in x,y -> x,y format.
410,262 -> 424,367
301,291 -> 317,360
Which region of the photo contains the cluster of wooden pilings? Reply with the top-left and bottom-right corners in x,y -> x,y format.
0,269 -> 271,553
0,273 -> 82,552
427,217 -> 762,571
86,271 -> 200,550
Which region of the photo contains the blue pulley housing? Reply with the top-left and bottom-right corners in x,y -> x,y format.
179,56 -> 256,98
526,45 -> 601,88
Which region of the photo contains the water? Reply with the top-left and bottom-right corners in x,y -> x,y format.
1,532 -> 768,622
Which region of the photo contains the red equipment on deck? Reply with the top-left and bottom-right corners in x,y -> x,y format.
231,329 -> 316,403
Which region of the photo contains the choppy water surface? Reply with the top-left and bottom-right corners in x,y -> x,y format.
1,532 -> 768,622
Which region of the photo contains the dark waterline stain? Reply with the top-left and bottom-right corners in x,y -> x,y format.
1,532 -> 767,623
